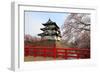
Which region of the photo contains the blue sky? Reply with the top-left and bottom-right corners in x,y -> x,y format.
25,11 -> 69,37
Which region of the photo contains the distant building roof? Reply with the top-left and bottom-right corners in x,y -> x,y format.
42,18 -> 59,28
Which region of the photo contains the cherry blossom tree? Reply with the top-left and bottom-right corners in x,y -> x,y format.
61,13 -> 90,49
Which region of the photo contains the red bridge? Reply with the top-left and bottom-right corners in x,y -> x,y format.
25,45 -> 90,60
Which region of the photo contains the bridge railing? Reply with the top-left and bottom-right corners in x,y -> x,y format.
24,45 -> 90,59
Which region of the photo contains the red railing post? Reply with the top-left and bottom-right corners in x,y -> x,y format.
77,50 -> 80,59
44,48 -> 46,60
65,49 -> 68,59
25,47 -> 30,56
53,48 -> 56,59
33,48 -> 36,61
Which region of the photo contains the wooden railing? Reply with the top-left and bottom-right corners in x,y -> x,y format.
24,45 -> 90,59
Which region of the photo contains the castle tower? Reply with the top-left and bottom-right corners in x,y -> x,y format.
38,19 -> 61,41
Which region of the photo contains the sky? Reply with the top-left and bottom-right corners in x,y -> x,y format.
24,11 -> 69,37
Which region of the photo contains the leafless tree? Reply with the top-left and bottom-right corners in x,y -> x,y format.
24,34 -> 42,42
24,34 -> 33,42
